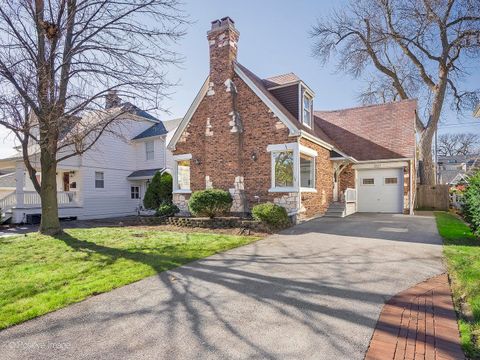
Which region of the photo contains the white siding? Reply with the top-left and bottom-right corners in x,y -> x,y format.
134,136 -> 167,170
77,118 -> 155,219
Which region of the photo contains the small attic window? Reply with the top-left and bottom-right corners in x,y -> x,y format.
303,93 -> 312,127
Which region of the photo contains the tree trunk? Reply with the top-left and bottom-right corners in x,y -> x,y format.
418,129 -> 435,185
39,148 -> 61,235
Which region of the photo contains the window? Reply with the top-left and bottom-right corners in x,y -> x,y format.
177,159 -> 191,190
303,94 -> 312,127
145,140 -> 154,160
273,150 -> 294,188
384,177 -> 398,185
131,186 -> 140,199
362,178 -> 374,185
300,153 -> 315,188
95,172 -> 104,188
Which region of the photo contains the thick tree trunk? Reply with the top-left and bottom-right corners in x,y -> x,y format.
418,129 -> 435,185
39,148 -> 61,235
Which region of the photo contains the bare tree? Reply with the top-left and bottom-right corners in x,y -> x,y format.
0,0 -> 186,234
311,0 -> 480,184
438,132 -> 480,156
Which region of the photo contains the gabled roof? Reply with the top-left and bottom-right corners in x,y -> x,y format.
122,102 -> 160,122
132,122 -> 168,140
168,61 -> 415,161
263,73 -> 301,88
314,100 -> 417,161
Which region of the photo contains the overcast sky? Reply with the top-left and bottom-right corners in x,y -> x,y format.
1,0 -> 479,157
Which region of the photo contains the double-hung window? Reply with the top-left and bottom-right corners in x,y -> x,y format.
145,140 -> 154,161
303,94 -> 312,127
95,171 -> 104,189
131,186 -> 140,199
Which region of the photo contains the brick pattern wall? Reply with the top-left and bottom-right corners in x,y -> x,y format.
339,164 -> 355,194
173,21 -> 299,215
299,138 -> 333,219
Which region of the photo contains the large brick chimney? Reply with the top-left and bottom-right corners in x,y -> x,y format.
207,17 -> 239,86
203,17 -> 246,213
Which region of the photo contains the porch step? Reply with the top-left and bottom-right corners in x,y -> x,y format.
0,211 -> 12,224
324,202 -> 346,218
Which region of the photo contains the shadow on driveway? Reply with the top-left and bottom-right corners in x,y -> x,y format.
0,213 -> 444,360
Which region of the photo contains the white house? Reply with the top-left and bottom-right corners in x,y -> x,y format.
0,96 -> 178,224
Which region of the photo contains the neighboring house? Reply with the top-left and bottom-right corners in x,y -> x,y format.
167,17 -> 417,220
0,95 -> 175,224
438,154 -> 480,185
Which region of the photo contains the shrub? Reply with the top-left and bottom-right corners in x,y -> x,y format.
156,202 -> 179,217
462,171 -> 480,237
188,189 -> 232,218
143,171 -> 173,209
252,202 -> 290,229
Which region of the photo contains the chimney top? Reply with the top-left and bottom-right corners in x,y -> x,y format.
209,16 -> 237,34
105,90 -> 121,109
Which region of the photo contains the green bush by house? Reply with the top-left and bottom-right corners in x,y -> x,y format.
188,189 -> 232,218
252,202 -> 290,229
462,170 -> 480,237
143,172 -> 173,210
156,202 -> 179,217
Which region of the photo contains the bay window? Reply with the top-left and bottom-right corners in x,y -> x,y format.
300,153 -> 315,189
267,143 -> 317,192
273,150 -> 294,188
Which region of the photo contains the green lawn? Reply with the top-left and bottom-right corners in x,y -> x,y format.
435,212 -> 480,359
0,227 -> 260,330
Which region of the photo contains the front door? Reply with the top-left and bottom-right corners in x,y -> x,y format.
63,172 -> 70,191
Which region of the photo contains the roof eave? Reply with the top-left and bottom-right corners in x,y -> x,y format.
168,76 -> 211,151
131,133 -> 167,142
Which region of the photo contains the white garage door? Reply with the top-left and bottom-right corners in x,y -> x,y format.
357,168 -> 404,213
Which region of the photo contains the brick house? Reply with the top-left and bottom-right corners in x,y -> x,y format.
167,17 -> 416,220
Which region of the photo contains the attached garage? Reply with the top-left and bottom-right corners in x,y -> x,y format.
356,168 -> 404,213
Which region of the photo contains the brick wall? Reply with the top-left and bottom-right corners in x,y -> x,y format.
299,138 -> 334,219
172,18 -> 299,214
339,164 -> 355,194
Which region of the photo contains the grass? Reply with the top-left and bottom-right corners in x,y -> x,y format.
435,212 -> 480,359
0,227 -> 260,330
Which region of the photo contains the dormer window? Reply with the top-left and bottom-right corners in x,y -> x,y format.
303,93 -> 312,127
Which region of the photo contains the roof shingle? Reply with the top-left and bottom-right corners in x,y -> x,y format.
314,100 -> 416,161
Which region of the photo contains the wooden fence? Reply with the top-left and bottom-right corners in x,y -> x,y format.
416,185 -> 450,210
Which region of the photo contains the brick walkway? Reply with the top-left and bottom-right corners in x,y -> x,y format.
365,274 -> 464,360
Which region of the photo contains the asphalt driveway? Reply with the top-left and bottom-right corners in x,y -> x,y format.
0,213 -> 444,360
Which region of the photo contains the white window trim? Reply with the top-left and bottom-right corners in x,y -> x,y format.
266,143 -> 318,193
145,140 -> 155,161
299,145 -> 317,192
267,143 -> 298,192
302,93 -> 313,128
173,153 -> 192,194
94,171 -> 105,189
130,186 -> 140,199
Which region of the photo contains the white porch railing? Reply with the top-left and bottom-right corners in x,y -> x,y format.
344,188 -> 357,203
0,191 -> 78,212
0,193 -> 17,212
